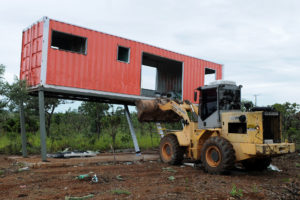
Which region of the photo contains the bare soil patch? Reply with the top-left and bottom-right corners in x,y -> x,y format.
0,152 -> 299,200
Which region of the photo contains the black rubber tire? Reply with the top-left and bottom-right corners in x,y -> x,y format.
242,157 -> 271,171
159,134 -> 184,165
201,136 -> 235,174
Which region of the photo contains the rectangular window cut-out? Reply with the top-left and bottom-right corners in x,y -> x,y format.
51,30 -> 87,54
117,46 -> 130,63
228,122 -> 247,134
204,68 -> 216,85
141,65 -> 157,90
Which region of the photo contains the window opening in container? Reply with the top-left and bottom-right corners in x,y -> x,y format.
141,52 -> 183,99
141,65 -> 157,90
51,30 -> 87,54
204,68 -> 216,85
117,46 -> 130,63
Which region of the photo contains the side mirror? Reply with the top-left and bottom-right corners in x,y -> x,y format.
194,90 -> 198,102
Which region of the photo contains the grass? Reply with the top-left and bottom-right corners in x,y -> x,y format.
252,184 -> 259,193
230,184 -> 243,198
282,178 -> 291,183
0,130 -> 161,154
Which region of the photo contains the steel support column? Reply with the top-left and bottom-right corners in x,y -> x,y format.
19,102 -> 28,157
38,89 -> 47,161
156,123 -> 165,138
124,105 -> 141,156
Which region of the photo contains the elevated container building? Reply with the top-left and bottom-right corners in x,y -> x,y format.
20,17 -> 222,104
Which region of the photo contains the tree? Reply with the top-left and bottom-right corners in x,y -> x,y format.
273,102 -> 300,141
4,77 -> 30,111
0,64 -> 8,134
44,98 -> 66,136
4,77 -> 64,136
102,107 -> 122,149
79,102 -> 110,139
241,100 -> 254,112
0,64 -> 6,111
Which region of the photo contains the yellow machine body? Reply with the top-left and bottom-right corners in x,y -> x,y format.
138,100 -> 295,163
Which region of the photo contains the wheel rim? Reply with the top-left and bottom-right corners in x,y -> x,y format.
205,146 -> 221,167
162,142 -> 172,161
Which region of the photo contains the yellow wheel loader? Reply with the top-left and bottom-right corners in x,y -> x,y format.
136,80 -> 295,174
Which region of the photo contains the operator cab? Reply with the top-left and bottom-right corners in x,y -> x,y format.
195,80 -> 242,129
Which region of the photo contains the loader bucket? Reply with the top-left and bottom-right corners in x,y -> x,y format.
135,99 -> 182,122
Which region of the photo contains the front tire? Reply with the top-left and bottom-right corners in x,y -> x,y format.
159,135 -> 184,165
201,136 -> 235,174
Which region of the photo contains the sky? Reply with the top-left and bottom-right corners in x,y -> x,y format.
0,0 -> 299,111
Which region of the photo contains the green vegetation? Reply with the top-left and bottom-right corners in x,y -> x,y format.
0,63 -> 299,155
252,184 -> 259,193
230,184 -> 243,198
282,178 -> 291,183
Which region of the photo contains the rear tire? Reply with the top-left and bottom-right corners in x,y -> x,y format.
242,157 -> 271,171
159,135 -> 184,165
201,136 -> 235,174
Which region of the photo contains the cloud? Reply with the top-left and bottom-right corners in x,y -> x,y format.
0,0 -> 299,108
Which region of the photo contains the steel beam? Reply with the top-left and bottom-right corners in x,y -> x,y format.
19,102 -> 28,157
124,105 -> 141,156
38,89 -> 47,161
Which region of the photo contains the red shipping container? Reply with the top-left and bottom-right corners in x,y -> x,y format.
20,17 -> 222,104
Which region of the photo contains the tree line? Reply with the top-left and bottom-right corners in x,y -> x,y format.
0,64 -> 299,154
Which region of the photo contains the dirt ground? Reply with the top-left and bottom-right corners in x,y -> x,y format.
0,151 -> 299,200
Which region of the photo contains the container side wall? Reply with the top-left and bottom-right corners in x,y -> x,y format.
20,21 -> 44,86
44,19 -> 222,103
46,20 -> 141,95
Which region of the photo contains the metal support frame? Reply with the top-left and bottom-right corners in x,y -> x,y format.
39,89 -> 47,161
19,102 -> 28,157
156,123 -> 165,138
124,105 -> 141,156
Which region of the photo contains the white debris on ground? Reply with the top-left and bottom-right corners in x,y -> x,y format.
47,150 -> 98,158
183,163 -> 195,168
268,164 -> 282,172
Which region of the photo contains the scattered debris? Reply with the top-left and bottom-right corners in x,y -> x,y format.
111,189 -> 131,195
124,161 -> 133,165
91,174 -> 98,183
183,163 -> 195,168
168,176 -> 176,181
162,167 -> 177,173
18,167 -> 29,172
268,164 -> 282,172
47,150 -> 98,158
116,175 -> 124,181
65,194 -> 94,200
76,174 -> 90,180
20,185 -> 26,189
